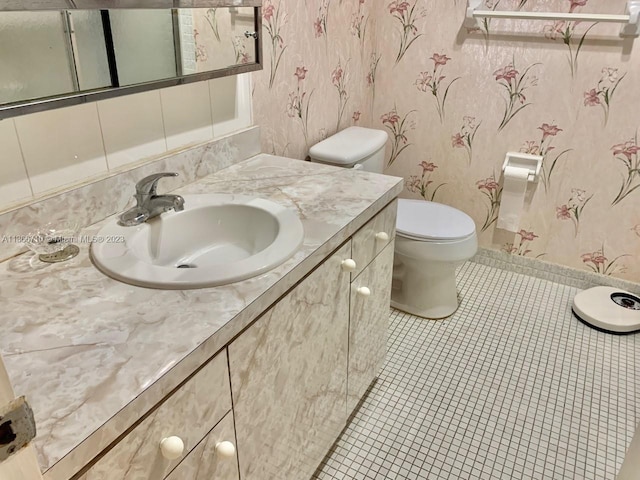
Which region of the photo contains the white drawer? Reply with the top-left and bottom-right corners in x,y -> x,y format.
79,350 -> 232,479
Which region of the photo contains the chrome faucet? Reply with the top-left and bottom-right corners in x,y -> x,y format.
119,173 -> 185,226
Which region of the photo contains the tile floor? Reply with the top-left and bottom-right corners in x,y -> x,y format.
314,262 -> 640,479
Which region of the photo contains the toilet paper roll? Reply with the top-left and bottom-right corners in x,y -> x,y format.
496,165 -> 529,232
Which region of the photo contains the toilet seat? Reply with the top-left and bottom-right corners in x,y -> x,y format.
397,199 -> 476,242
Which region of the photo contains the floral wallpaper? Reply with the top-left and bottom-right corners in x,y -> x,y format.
252,0 -> 640,282
253,0 -> 375,159
191,8 -> 256,71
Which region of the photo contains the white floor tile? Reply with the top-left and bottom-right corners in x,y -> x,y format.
314,262 -> 639,480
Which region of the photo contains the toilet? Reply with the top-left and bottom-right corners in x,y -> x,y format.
309,126 -> 478,319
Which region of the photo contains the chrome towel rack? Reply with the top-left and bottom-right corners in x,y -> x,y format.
464,0 -> 640,37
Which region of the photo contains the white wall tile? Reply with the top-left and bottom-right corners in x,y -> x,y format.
2,74 -> 253,209
14,103 -> 108,195
160,81 -> 213,151
97,90 -> 167,170
0,119 -> 32,208
210,73 -> 252,138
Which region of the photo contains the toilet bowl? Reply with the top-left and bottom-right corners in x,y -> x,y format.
391,199 -> 477,319
309,127 -> 478,320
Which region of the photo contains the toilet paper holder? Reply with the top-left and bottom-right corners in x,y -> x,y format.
502,152 -> 543,183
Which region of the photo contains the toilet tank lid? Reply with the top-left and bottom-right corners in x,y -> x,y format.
309,127 -> 388,166
397,199 -> 476,240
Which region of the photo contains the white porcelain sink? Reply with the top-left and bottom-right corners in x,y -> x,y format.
91,194 -> 304,289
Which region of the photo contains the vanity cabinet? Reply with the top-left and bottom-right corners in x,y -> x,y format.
346,200 -> 396,412
229,242 -> 352,480
71,200 -> 397,480
228,202 -> 397,480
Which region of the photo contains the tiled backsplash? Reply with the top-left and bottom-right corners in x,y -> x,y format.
0,73 -> 252,212
0,126 -> 261,263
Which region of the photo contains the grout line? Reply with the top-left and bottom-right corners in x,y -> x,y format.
94,102 -> 110,172
11,118 -> 35,198
158,89 -> 169,152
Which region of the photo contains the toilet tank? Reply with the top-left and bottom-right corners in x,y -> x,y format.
309,127 -> 388,173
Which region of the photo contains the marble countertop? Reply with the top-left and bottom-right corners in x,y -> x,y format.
0,154 -> 403,479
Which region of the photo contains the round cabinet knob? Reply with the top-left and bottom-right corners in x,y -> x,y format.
356,286 -> 371,297
215,440 -> 236,459
375,232 -> 390,242
341,259 -> 357,272
160,436 -> 185,460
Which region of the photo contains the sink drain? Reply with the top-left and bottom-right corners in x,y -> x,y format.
176,263 -> 197,269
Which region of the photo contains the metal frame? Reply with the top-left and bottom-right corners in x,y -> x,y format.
0,6 -> 262,120
171,8 -> 184,77
61,11 -> 81,91
0,0 -> 261,11
100,9 -> 120,87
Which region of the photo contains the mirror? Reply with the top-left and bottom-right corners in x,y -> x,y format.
0,6 -> 261,119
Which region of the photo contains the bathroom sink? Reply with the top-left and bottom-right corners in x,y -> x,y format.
90,194 -> 304,289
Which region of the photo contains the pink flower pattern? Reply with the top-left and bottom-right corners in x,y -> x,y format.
469,0 -> 502,39
294,66 -> 307,81
332,62 -> 349,131
451,116 -> 480,164
381,108 -> 416,166
538,123 -> 563,140
477,175 -> 502,232
350,0 -> 368,42
193,29 -> 207,62
583,89 -> 600,107
314,0 -> 329,39
495,60 -> 539,131
612,135 -> 640,206
389,0 -> 425,64
502,230 -> 543,257
232,36 -> 250,65
581,246 -> 628,276
263,4 -> 275,21
263,0 -> 287,89
520,123 -> 571,192
287,66 -> 314,146
415,53 -> 460,122
583,67 -> 626,125
249,0 -> 638,282
543,0 -> 596,77
556,188 -> 592,236
405,161 -> 446,201
366,53 -> 381,109
569,0 -> 588,13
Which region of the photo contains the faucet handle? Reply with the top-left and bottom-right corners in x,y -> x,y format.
135,172 -> 178,197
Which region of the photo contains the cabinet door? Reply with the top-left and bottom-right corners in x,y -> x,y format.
348,241 -> 394,413
79,351 -> 232,480
229,242 -> 351,480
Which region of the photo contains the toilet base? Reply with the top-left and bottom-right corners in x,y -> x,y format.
391,221 -> 478,321
390,298 -> 460,320
391,255 -> 462,320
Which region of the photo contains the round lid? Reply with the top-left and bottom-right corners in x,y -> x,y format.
309,127 -> 388,166
397,199 -> 476,240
